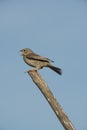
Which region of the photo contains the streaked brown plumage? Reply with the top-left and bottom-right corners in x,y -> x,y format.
20,48 -> 62,75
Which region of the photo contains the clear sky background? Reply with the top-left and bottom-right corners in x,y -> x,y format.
0,0 -> 87,130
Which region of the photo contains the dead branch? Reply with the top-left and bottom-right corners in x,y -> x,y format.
27,70 -> 75,130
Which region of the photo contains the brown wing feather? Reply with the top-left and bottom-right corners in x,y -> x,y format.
26,53 -> 54,62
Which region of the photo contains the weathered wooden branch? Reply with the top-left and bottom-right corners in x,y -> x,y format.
27,70 -> 75,130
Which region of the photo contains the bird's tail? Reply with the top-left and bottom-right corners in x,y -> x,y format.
48,65 -> 62,75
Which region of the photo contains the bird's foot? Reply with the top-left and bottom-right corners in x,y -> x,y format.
27,68 -> 39,73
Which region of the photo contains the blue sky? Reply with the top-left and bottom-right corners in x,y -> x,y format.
0,0 -> 87,130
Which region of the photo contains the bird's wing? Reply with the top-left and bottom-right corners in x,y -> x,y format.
26,53 -> 54,62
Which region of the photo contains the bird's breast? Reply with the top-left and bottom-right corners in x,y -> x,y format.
23,56 -> 49,68
23,56 -> 35,67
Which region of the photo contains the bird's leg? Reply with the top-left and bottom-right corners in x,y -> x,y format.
30,67 -> 40,71
26,67 -> 41,73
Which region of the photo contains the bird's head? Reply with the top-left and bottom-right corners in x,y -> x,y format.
20,48 -> 33,56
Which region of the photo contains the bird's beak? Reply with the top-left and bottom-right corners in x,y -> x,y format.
20,50 -> 23,56
20,49 -> 22,52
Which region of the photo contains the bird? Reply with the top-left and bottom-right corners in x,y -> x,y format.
20,48 -> 62,75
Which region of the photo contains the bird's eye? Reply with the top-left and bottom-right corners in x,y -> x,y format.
24,49 -> 26,51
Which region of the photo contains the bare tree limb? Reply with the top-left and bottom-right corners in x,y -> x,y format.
27,70 -> 76,130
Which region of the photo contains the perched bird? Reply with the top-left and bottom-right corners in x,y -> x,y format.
20,48 -> 62,75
